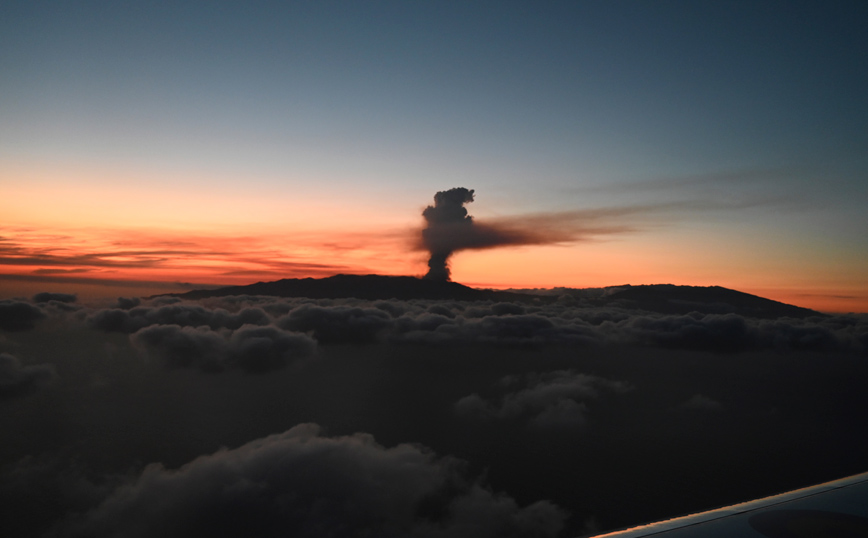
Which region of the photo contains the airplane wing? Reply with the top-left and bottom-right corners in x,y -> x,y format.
590,471 -> 868,537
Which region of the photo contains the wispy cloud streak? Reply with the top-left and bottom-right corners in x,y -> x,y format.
0,226 -> 399,292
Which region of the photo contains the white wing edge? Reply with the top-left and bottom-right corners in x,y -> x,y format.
589,470 -> 868,537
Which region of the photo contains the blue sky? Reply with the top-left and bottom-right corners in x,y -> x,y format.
1,1 -> 867,310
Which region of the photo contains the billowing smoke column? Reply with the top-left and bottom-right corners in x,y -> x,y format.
419,187 -> 649,281
422,187 -> 475,281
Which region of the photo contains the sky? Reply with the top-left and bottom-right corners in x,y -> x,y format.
2,1 -> 867,312
3,5 -> 868,536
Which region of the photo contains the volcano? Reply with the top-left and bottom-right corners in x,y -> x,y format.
168,275 -> 821,319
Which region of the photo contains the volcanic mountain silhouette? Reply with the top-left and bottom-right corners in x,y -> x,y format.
585,284 -> 820,318
175,274 -> 524,302
171,275 -> 820,319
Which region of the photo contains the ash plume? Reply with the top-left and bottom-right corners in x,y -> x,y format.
419,187 -> 727,281
420,187 -> 626,281
421,188 -> 538,280
421,188 -> 476,280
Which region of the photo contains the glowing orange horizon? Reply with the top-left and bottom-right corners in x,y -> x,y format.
2,162 -> 865,313
1,228 -> 864,313
3,268 -> 864,313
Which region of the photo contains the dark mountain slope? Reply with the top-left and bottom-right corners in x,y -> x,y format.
170,275 -> 822,319
599,284 -> 820,319
173,274 -> 531,302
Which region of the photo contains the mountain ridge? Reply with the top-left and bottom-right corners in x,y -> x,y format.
167,274 -> 821,319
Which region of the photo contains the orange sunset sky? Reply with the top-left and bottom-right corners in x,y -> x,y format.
2,3 -> 867,312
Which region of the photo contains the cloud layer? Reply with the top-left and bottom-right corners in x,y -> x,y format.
455,370 -> 631,430
79,295 -> 868,356
55,423 -> 566,538
131,324 -> 316,373
2,292 -> 868,535
0,300 -> 45,331
0,353 -> 56,400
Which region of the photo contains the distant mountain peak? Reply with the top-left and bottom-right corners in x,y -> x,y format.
174,274 -> 527,302
169,275 -> 821,319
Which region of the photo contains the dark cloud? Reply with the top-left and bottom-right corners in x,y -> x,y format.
114,297 -> 141,310
680,394 -> 723,412
1,294 -> 868,536
53,423 -> 566,538
384,301 -> 867,353
130,324 -> 317,373
0,456 -> 122,538
199,295 -> 309,318
230,325 -> 317,373
45,300 -> 83,313
276,304 -> 392,344
371,299 -> 409,317
131,325 -> 230,371
82,295 -> 868,355
0,353 -> 56,400
609,312 -> 757,352
0,300 -> 45,331
147,296 -> 183,306
392,312 -> 457,341
426,304 -> 458,318
604,312 -> 864,353
85,309 -> 136,333
455,370 -> 629,429
390,311 -> 603,347
33,292 -> 77,303
86,304 -> 271,333
208,294 -> 329,312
